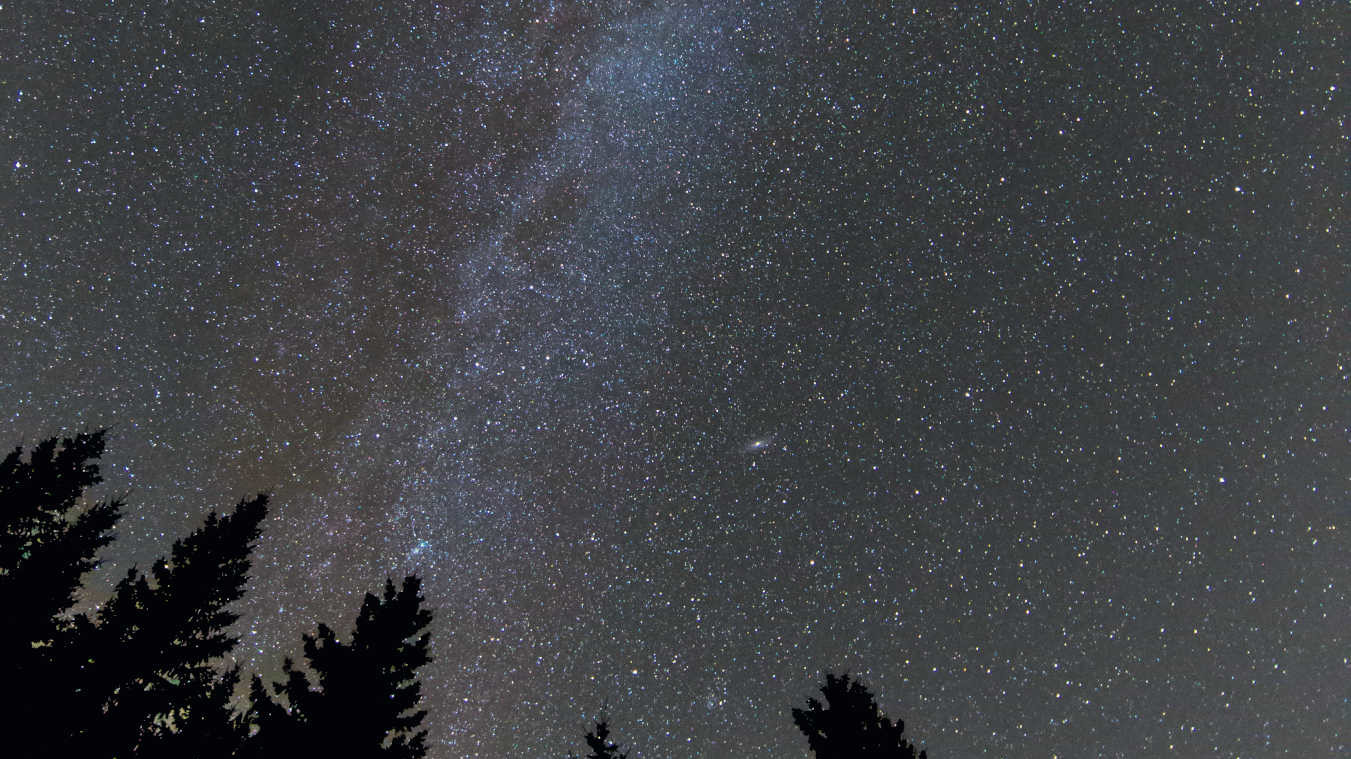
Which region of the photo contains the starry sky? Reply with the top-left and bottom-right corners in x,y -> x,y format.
2,1 -> 1347,756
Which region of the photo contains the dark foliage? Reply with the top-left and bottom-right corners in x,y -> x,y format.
568,720 -> 629,759
1,429 -> 446,757
793,673 -> 927,759
67,494 -> 268,757
3,430 -> 942,757
0,431 -> 265,757
0,430 -> 121,649
246,575 -> 434,759
1,431 -> 122,758
129,666 -> 251,759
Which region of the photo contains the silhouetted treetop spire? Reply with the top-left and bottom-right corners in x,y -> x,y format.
568,720 -> 629,759
246,574 -> 434,759
793,672 -> 927,759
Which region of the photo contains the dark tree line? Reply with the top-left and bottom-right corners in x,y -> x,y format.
1,431 -> 433,758
3,430 -> 927,758
792,672 -> 927,759
569,720 -> 628,759
566,672 -> 926,759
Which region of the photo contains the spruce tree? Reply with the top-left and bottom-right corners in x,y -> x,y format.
569,720 -> 629,759
0,430 -> 120,649
68,494 -> 268,757
131,666 -> 250,759
0,430 -> 122,758
792,672 -> 927,759
246,575 -> 434,759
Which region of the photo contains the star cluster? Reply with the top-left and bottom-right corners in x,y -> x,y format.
2,1 -> 1345,756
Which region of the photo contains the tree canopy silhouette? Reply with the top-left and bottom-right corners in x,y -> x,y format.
1,430 -> 122,758
1,430 -> 435,759
246,575 -> 435,759
0,432 -> 266,757
67,494 -> 267,757
4,429 -> 949,757
793,672 -> 927,759
0,430 -> 121,649
568,720 -> 629,759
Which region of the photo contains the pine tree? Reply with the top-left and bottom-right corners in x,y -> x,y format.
0,430 -> 121,648
0,430 -> 122,758
244,663 -> 309,758
569,720 -> 629,759
246,575 -> 434,759
132,666 -> 250,759
792,672 -> 927,759
68,494 -> 268,757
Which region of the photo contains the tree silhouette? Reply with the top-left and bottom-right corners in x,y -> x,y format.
1,429 -> 447,757
0,430 -> 121,644
792,672 -> 927,759
0,431 -> 122,758
130,666 -> 250,759
66,494 -> 268,757
567,720 -> 629,759
246,575 -> 434,758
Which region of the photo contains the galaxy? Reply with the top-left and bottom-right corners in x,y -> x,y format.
2,1 -> 1345,756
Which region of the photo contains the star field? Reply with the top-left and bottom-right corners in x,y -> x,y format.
2,1 -> 1346,756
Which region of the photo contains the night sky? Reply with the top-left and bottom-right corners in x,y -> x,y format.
3,1 -> 1346,756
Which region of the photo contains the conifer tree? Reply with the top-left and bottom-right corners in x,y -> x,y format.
2,428 -> 447,758
246,575 -> 434,759
792,672 -> 927,759
569,720 -> 629,759
131,666 -> 250,759
0,430 -> 120,650
0,430 -> 122,758
68,494 -> 268,757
